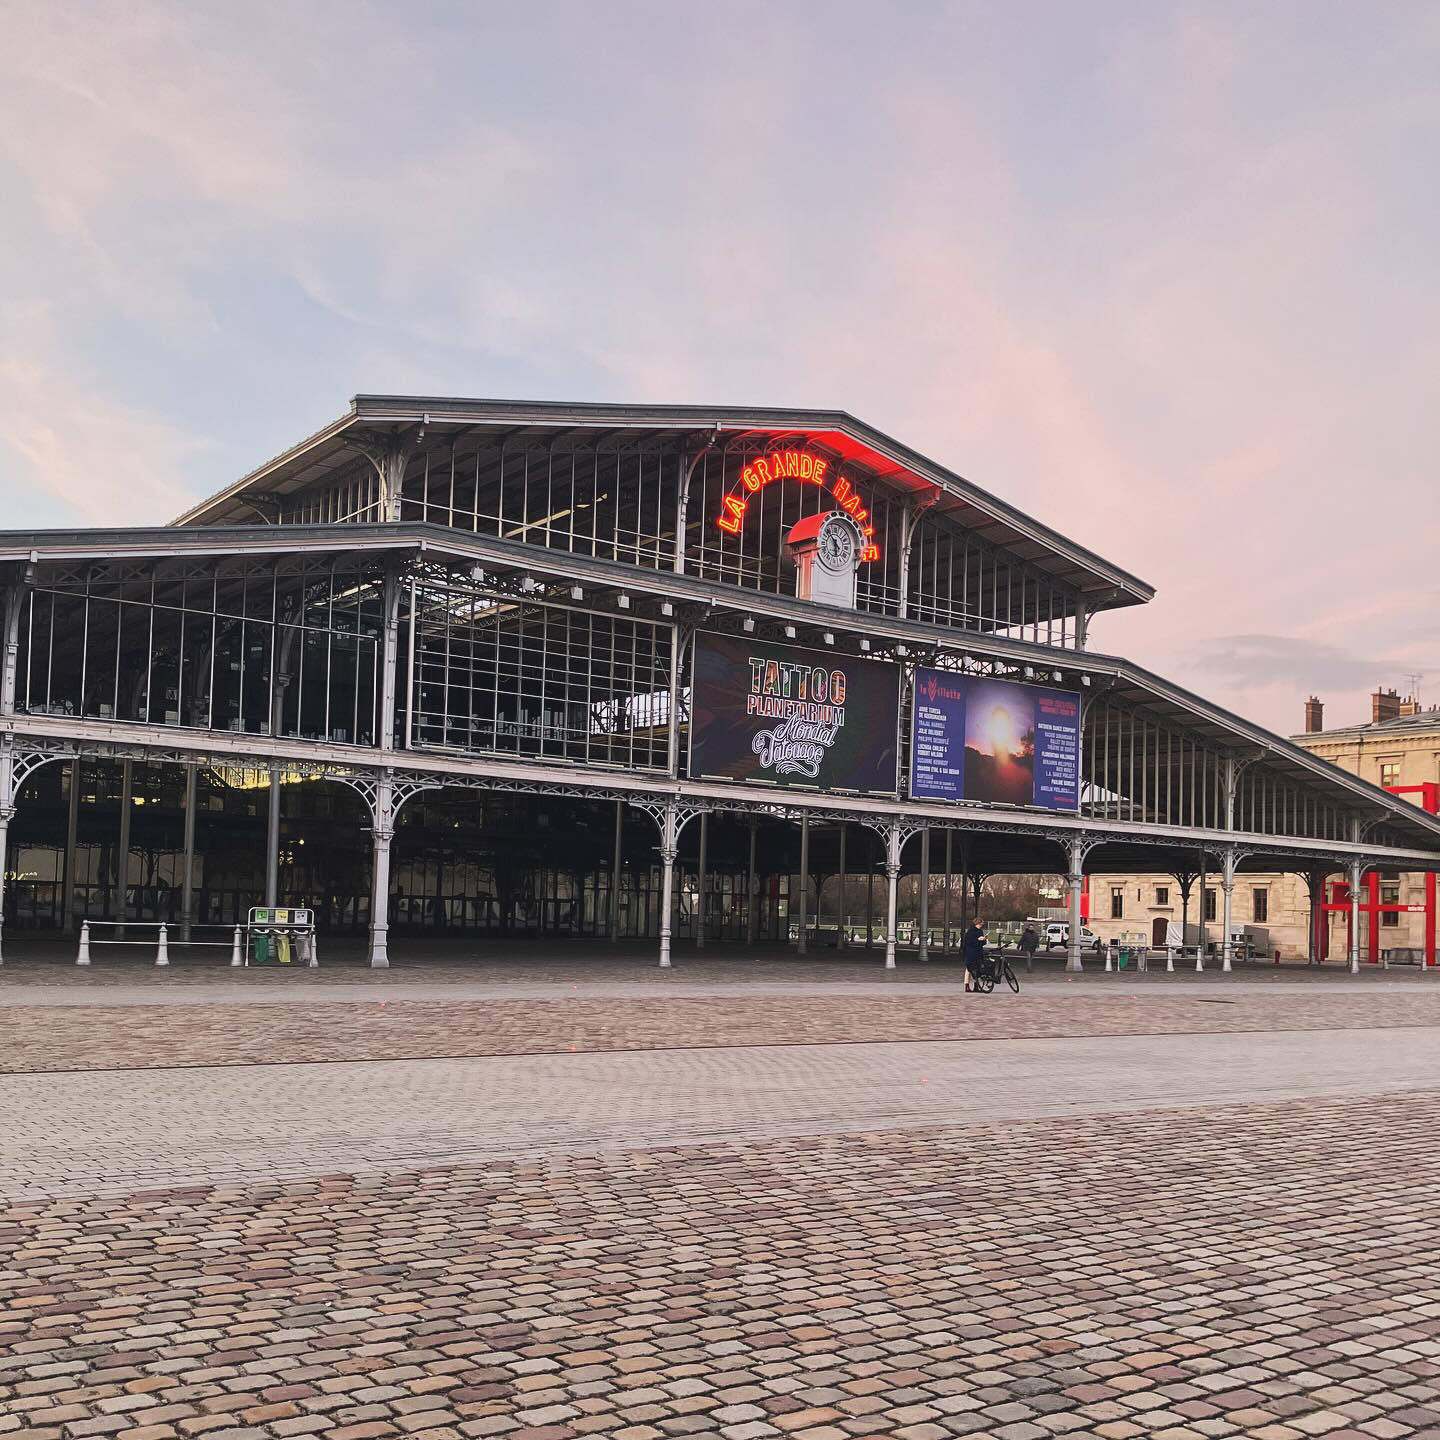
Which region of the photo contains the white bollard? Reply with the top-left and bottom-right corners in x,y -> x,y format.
77,920 -> 91,966
155,923 -> 170,966
1166,948 -> 1175,973
1196,949 -> 1205,973
305,931 -> 318,968
231,925 -> 244,967
1104,947 -> 1113,973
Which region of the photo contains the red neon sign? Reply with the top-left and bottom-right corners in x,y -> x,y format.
713,447 -> 880,560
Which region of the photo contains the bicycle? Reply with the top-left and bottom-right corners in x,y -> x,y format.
975,948 -> 1021,994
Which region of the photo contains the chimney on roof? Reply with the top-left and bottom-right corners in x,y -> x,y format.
1303,696 -> 1324,733
1372,687 -> 1403,724
1399,695 -> 1420,717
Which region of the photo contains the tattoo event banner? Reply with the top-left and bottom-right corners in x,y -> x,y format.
688,634 -> 899,795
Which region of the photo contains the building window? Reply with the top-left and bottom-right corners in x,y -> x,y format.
1110,888 -> 1124,919
1155,885 -> 1169,906
1204,888 -> 1217,921
1381,761 -> 1401,789
1381,882 -> 1401,926
1252,889 -> 1268,923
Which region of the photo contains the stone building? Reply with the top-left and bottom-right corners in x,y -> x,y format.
1088,689 -> 1440,963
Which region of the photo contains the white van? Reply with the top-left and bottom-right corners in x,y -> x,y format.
1042,922 -> 1102,952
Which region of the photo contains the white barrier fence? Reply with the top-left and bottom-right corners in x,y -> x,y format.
75,920 -> 317,968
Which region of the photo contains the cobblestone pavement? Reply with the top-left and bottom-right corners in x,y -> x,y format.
4,1026 -> 1440,1202
5,962 -> 1440,1439
4,1092 -> 1440,1440
4,986 -> 1440,1074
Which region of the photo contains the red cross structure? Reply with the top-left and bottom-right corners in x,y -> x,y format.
1314,781 -> 1438,967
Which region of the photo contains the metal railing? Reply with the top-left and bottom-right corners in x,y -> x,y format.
76,920 -> 244,967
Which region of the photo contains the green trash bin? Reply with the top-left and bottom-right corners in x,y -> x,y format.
252,929 -> 272,965
1116,946 -> 1128,970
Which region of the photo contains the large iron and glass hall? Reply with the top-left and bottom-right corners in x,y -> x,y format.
2,395 -> 1438,969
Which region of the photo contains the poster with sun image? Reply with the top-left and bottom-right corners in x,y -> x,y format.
910,668 -> 1081,811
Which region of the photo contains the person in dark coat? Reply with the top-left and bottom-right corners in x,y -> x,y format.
1019,924 -> 1040,973
962,919 -> 987,992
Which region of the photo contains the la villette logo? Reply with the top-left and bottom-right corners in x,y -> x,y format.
713,445 -> 880,561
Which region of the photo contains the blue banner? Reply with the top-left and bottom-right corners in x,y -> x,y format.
911,669 -> 1080,812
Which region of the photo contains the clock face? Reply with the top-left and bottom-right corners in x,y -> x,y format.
816,514 -> 858,573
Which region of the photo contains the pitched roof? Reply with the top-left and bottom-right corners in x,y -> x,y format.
168,394 -> 1155,612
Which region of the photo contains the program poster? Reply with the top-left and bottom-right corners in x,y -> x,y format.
688,634 -> 899,795
910,669 -> 1081,811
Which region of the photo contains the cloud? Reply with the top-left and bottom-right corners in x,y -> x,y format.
0,1 -> 1438,740
1195,635 -> 1435,696
0,353 -> 202,526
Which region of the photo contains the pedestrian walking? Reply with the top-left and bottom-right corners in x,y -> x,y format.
1019,923 -> 1040,973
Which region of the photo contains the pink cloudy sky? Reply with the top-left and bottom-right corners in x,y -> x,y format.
2,1 -> 1437,737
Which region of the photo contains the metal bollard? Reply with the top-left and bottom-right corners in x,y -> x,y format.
155,923 -> 170,966
77,920 -> 91,966
231,925 -> 244,967
305,931 -> 319,968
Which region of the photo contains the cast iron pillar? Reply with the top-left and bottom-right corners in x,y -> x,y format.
369,776 -> 395,968
1349,856 -> 1362,975
696,811 -> 709,950
658,800 -> 679,969
917,825 -> 930,961
1066,836 -> 1087,973
796,813 -> 809,955
1220,846 -> 1237,972
883,823 -> 901,970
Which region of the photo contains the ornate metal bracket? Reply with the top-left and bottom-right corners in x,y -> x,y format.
330,773 -> 443,826
0,740 -> 71,809
629,799 -> 705,861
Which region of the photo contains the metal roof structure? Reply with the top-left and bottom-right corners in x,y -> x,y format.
3,519 -> 1437,856
171,395 -> 1155,614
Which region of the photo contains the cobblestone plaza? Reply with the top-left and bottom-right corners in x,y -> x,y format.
3,958 -> 1439,1440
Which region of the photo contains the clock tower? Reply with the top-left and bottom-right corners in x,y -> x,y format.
784,510 -> 866,609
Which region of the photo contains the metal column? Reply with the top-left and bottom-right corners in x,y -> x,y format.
0,745 -> 13,965
958,844 -> 969,932
1197,851 -> 1208,966
1348,857 -> 1362,974
609,800 -> 623,942
115,759 -> 133,931
265,766 -> 281,908
658,800 -> 678,968
942,831 -> 953,953
181,764 -> 197,943
918,826 -> 930,961
369,776 -> 394,968
883,823 -> 901,969
1307,870 -> 1320,966
745,815 -> 758,945
696,811 -> 708,949
62,757 -> 80,935
1220,846 -> 1236,972
796,814 -> 809,955
1066,836 -> 1085,973
378,567 -> 401,750
836,823 -> 846,949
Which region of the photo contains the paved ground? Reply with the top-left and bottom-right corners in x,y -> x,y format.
3,958 -> 1439,1439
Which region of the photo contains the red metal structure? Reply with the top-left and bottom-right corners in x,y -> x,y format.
1315,782 -> 1438,966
